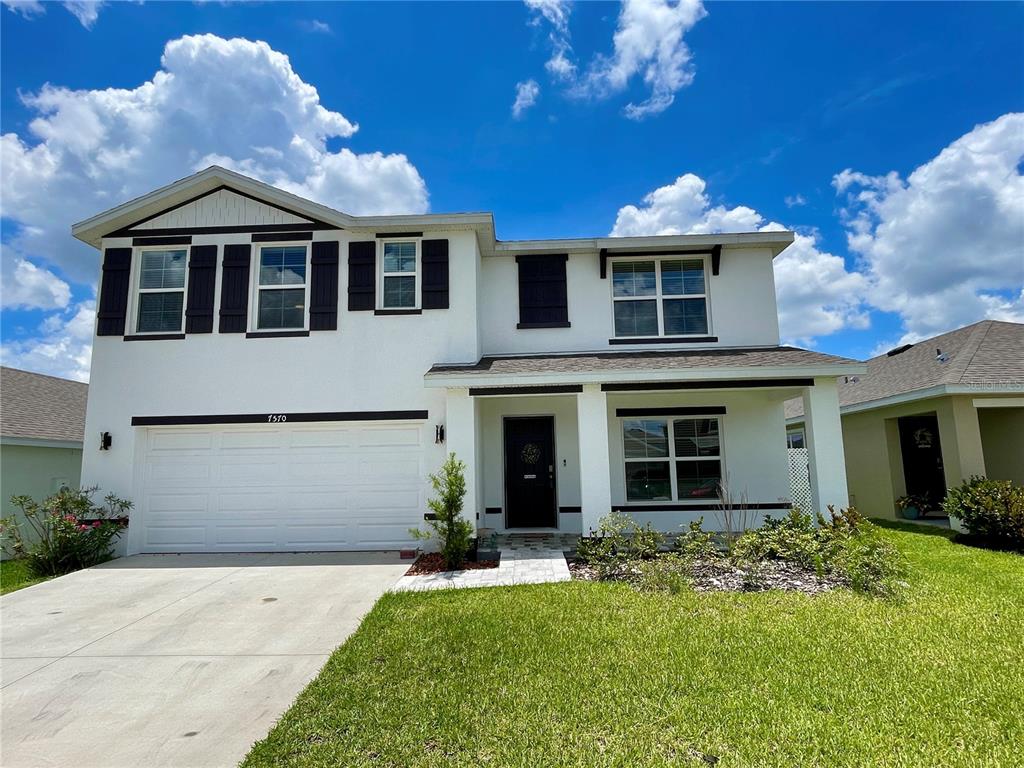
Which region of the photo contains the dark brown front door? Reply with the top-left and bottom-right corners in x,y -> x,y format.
898,412 -> 947,508
504,416 -> 557,528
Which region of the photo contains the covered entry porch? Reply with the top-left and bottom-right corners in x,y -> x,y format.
426,348 -> 865,536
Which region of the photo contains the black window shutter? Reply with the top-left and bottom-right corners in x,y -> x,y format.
219,244 -> 251,333
348,241 -> 376,311
309,241 -> 340,330
184,245 -> 218,334
421,239 -> 449,310
517,254 -> 569,328
96,248 -> 132,336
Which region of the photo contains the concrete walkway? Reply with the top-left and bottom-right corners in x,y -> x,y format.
1,552 -> 408,768
392,548 -> 571,592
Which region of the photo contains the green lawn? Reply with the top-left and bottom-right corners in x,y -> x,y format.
243,523 -> 1023,768
0,559 -> 52,595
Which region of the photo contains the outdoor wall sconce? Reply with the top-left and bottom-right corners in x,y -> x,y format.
100,432 -> 112,451
435,424 -> 445,444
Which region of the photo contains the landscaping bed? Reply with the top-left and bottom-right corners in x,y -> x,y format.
405,552 -> 499,576
569,556 -> 844,595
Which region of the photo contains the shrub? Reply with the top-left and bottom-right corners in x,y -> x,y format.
409,453 -> 474,569
635,554 -> 691,594
674,518 -> 720,560
577,513 -> 666,577
942,476 -> 1024,551
629,521 -> 666,560
830,524 -> 908,598
730,508 -> 819,568
1,487 -> 131,577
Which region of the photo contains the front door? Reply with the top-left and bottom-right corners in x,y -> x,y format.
897,412 -> 947,509
504,416 -> 557,528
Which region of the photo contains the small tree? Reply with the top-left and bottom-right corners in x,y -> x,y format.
410,453 -> 473,569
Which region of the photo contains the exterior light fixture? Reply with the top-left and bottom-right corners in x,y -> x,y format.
100,432 -> 112,450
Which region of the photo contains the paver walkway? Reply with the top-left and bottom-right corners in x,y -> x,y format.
392,547 -> 571,592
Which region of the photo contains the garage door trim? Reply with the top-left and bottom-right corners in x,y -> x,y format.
132,409 -> 429,426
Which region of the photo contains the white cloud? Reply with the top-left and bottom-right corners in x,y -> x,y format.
62,0 -> 103,28
835,112 -> 1024,342
0,33 -> 428,286
1,300 -> 95,382
512,79 -> 541,119
526,0 -> 576,82
2,0 -> 44,18
2,0 -> 104,27
0,251 -> 72,310
609,173 -> 869,344
784,194 -> 806,208
526,0 -> 705,119
575,0 -> 707,120
299,19 -> 332,34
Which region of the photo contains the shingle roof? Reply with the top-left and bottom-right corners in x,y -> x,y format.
428,346 -> 859,377
0,367 -> 88,443
785,321 -> 1024,420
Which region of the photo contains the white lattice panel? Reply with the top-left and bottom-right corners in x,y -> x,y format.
788,448 -> 814,513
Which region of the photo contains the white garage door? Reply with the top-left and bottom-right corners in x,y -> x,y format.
138,422 -> 426,552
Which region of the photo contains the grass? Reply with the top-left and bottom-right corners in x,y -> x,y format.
243,522 -> 1023,767
0,558 -> 53,595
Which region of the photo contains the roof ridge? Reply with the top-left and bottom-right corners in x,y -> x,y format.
946,320 -> 992,385
1,366 -> 88,386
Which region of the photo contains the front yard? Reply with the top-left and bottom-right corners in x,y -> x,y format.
0,559 -> 53,595
243,522 -> 1023,767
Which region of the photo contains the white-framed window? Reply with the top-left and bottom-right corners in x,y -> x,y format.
610,257 -> 709,338
134,248 -> 188,334
786,429 -> 805,449
621,416 -> 722,502
379,240 -> 419,309
255,244 -> 308,330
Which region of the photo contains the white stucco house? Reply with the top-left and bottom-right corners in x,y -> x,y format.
73,166 -> 864,555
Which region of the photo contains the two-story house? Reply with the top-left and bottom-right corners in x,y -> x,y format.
72,166 -> 864,554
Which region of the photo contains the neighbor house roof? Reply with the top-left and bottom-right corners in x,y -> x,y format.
0,367 -> 88,445
71,165 -> 795,258
785,321 -> 1024,421
425,346 -> 863,387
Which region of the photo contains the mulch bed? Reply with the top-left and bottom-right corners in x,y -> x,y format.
569,556 -> 844,595
405,553 -> 500,576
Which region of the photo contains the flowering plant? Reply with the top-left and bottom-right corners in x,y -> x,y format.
1,487 -> 131,577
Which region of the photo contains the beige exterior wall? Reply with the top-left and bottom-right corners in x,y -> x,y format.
978,407 -> 1024,485
825,393 -> 1021,520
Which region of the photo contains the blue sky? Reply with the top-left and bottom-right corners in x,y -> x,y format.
2,0 -> 1022,380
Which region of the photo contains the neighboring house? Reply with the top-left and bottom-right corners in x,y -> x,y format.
786,321 -> 1024,521
1,367 -> 88,555
71,166 -> 864,555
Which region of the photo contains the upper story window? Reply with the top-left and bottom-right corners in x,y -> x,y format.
611,257 -> 708,338
380,240 -> 418,309
136,249 -> 187,333
622,416 -> 722,502
257,245 -> 307,330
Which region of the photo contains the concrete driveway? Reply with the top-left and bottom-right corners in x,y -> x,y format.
1,552 -> 408,768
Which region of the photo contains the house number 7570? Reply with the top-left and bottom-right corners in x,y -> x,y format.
267,414 -> 287,423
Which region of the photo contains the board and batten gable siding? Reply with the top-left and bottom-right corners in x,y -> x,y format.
83,228 -> 482,519
133,188 -> 313,230
478,247 -> 781,355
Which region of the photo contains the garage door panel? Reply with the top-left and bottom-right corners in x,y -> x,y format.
149,431 -> 214,452
140,423 -> 426,552
357,427 -> 421,447
220,431 -> 285,450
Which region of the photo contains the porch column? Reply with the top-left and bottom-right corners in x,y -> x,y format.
577,384 -> 612,535
802,377 -> 850,513
445,387 -> 480,530
945,396 -> 986,533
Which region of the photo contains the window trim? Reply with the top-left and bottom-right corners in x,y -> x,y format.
129,246 -> 190,336
608,255 -> 712,339
377,237 -> 421,311
786,428 -> 806,449
250,241 -> 311,332
620,413 -> 725,504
